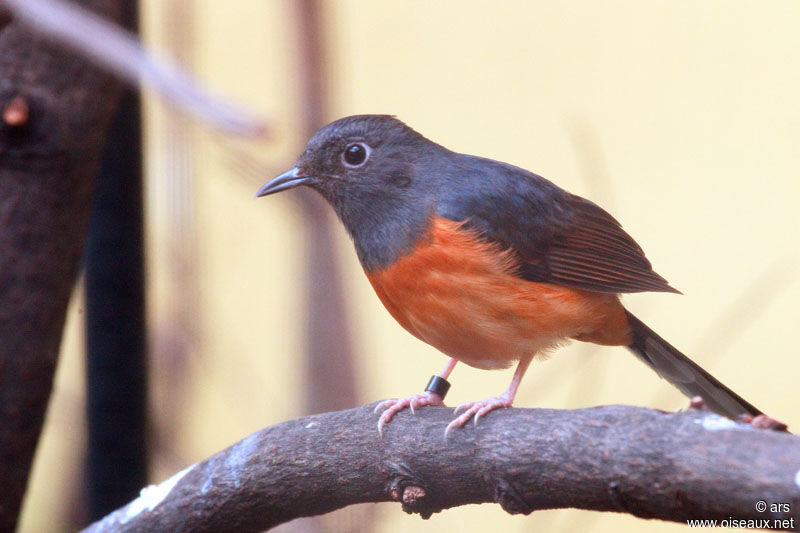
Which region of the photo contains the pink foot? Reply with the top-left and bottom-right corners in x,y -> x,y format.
374,391 -> 445,435
445,394 -> 513,436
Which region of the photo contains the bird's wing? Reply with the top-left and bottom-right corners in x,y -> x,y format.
517,194 -> 679,293
438,159 -> 678,294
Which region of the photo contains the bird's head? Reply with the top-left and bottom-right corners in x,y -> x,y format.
257,115 -> 444,269
257,114 -> 435,206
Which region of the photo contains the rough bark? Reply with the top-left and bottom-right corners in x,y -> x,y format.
0,1 -> 124,530
84,404 -> 800,532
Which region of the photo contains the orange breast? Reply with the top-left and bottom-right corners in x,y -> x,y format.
365,217 -> 631,369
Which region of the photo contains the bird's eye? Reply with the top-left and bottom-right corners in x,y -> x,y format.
342,143 -> 370,167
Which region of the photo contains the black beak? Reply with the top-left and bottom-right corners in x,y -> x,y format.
255,167 -> 313,197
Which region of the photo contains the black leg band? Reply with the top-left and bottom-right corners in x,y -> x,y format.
424,375 -> 451,399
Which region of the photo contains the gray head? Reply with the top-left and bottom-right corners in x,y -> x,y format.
257,115 -> 445,269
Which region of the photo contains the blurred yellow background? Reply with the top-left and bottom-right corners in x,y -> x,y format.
19,1 -> 800,531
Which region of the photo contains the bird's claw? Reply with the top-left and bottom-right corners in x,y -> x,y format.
375,391 -> 445,436
445,396 -> 513,437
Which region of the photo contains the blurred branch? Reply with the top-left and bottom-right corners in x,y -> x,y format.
0,0 -> 267,136
293,0 -> 360,416
0,1 -> 126,530
83,404 -> 800,532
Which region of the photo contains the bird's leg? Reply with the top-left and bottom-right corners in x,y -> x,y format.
375,358 -> 457,435
446,355 -> 533,436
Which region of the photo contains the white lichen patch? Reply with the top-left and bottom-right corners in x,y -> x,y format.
693,414 -> 748,431
121,464 -> 194,523
794,468 -> 800,488
222,432 -> 260,489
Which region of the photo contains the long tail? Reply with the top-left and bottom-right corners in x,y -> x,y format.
624,310 -> 762,419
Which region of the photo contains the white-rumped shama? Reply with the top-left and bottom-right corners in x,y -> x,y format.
257,114 -> 763,434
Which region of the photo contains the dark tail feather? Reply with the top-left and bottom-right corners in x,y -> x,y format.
624,310 -> 762,419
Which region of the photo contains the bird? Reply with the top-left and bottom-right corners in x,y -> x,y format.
256,114 -> 763,435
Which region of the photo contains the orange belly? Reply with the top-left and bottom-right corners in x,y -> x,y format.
366,218 -> 632,370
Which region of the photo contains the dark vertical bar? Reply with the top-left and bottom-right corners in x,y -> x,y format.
84,0 -> 147,520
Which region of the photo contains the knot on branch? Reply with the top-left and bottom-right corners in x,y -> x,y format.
402,486 -> 426,505
386,461 -> 440,519
494,477 -> 534,515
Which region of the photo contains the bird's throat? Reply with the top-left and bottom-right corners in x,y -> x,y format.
331,189 -> 432,272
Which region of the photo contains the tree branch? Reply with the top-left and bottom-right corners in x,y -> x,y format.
0,1 -> 125,529
83,404 -> 800,532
